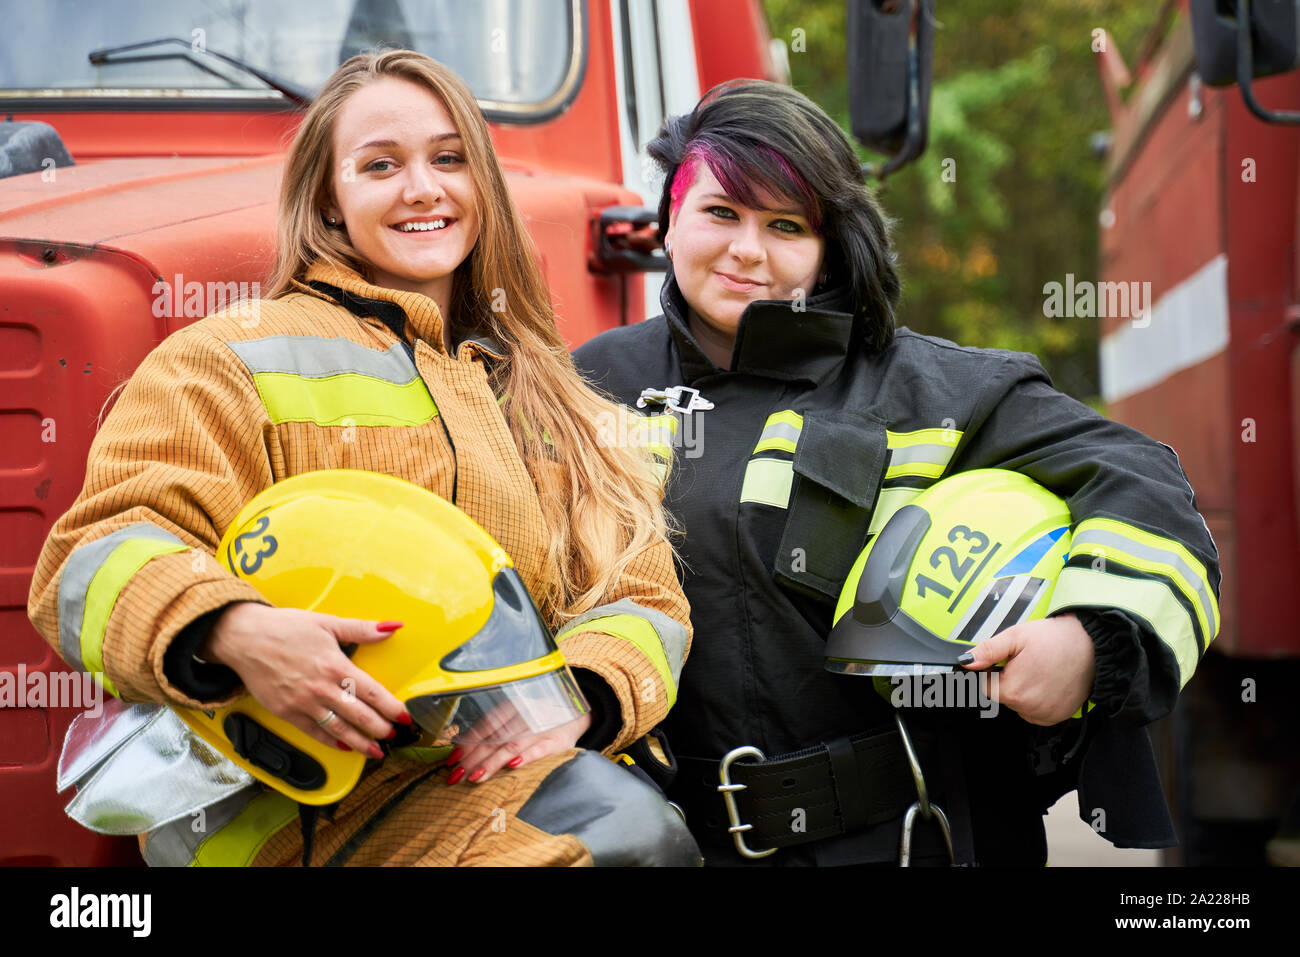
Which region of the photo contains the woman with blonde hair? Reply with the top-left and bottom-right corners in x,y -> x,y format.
29,50 -> 698,867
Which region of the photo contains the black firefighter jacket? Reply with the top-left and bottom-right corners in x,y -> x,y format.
574,274 -> 1220,865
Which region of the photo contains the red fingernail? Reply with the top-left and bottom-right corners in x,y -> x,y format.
507,756 -> 523,769
386,728 -> 397,740
468,768 -> 485,783
447,767 -> 466,786
376,621 -> 404,633
367,744 -> 384,759
396,712 -> 414,726
446,747 -> 463,766
336,742 -> 351,751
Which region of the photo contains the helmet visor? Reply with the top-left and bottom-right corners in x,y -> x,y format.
406,669 -> 589,749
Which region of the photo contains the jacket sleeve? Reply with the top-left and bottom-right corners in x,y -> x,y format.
949,352 -> 1220,726
553,538 -> 693,755
26,322 -> 276,708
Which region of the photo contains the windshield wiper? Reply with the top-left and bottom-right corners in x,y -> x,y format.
89,37 -> 312,107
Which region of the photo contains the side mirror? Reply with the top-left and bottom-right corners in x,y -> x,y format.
1190,0 -> 1300,124
847,0 -> 935,178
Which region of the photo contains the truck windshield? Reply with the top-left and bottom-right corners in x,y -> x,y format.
0,0 -> 577,114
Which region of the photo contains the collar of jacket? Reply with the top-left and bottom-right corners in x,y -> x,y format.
291,261 -> 507,362
659,268 -> 857,385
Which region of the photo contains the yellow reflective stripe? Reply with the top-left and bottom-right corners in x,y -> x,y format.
766,410 -> 804,430
634,414 -> 678,461
251,371 -> 438,427
740,458 -> 794,508
885,427 -> 961,449
389,744 -> 454,764
190,791 -> 300,867
1070,517 -> 1219,642
1047,566 -> 1201,689
557,612 -> 677,707
81,538 -> 189,698
884,428 -> 962,479
753,410 -> 804,454
868,486 -> 923,536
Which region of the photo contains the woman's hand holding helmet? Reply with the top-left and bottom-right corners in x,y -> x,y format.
199,602 -> 413,757
445,702 -> 592,786
958,613 -> 1097,726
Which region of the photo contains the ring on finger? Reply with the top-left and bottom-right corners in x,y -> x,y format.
316,709 -> 338,728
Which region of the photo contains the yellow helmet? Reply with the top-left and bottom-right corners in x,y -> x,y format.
176,470 -> 588,804
825,469 -> 1072,677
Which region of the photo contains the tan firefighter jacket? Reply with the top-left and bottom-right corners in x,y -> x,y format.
28,262 -> 691,865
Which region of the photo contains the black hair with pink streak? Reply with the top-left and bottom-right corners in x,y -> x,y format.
648,80 -> 900,352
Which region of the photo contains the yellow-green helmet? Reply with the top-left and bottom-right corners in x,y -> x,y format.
825,469 -> 1072,677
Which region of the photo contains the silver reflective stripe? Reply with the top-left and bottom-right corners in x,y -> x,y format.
225,336 -> 419,384
62,707 -> 252,835
142,787 -> 260,867
756,421 -> 800,446
557,597 -> 689,684
58,523 -> 184,671
1072,527 -> 1217,639
888,444 -> 954,467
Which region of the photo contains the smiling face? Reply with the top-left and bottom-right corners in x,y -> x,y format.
325,76 -> 480,318
664,161 -> 825,354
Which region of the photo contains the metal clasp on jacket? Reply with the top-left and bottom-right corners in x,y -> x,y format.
637,386 -> 714,415
895,713 -> 955,866
717,745 -> 777,860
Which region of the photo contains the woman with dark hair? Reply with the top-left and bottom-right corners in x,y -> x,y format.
575,81 -> 1219,866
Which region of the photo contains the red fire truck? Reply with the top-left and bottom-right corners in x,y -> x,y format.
1095,0 -> 1300,864
0,0 -> 780,866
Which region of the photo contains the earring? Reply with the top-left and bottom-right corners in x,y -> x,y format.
328,216 -> 338,226
818,270 -> 828,286
664,239 -> 673,261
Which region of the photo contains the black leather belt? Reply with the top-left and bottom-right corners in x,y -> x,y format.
673,719 -> 954,862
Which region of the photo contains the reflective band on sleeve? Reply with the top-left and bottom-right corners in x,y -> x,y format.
633,414 -> 678,461
143,787 -> 298,867
191,791 -> 300,867
753,410 -> 804,455
225,336 -> 438,427
739,458 -> 794,508
885,428 -> 962,480
868,486 -> 924,536
58,524 -> 187,696
1047,565 -> 1202,689
555,598 -> 687,706
1070,518 -> 1219,644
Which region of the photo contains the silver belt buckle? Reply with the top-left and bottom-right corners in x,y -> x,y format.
718,745 -> 777,859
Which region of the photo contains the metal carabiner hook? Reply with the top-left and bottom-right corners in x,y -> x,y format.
894,713 -> 956,866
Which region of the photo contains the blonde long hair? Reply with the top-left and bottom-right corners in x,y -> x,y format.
266,50 -> 670,622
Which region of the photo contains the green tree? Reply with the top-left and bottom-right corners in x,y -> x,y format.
763,0 -> 1160,402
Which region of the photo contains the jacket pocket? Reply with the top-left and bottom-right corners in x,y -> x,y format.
773,411 -> 887,603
